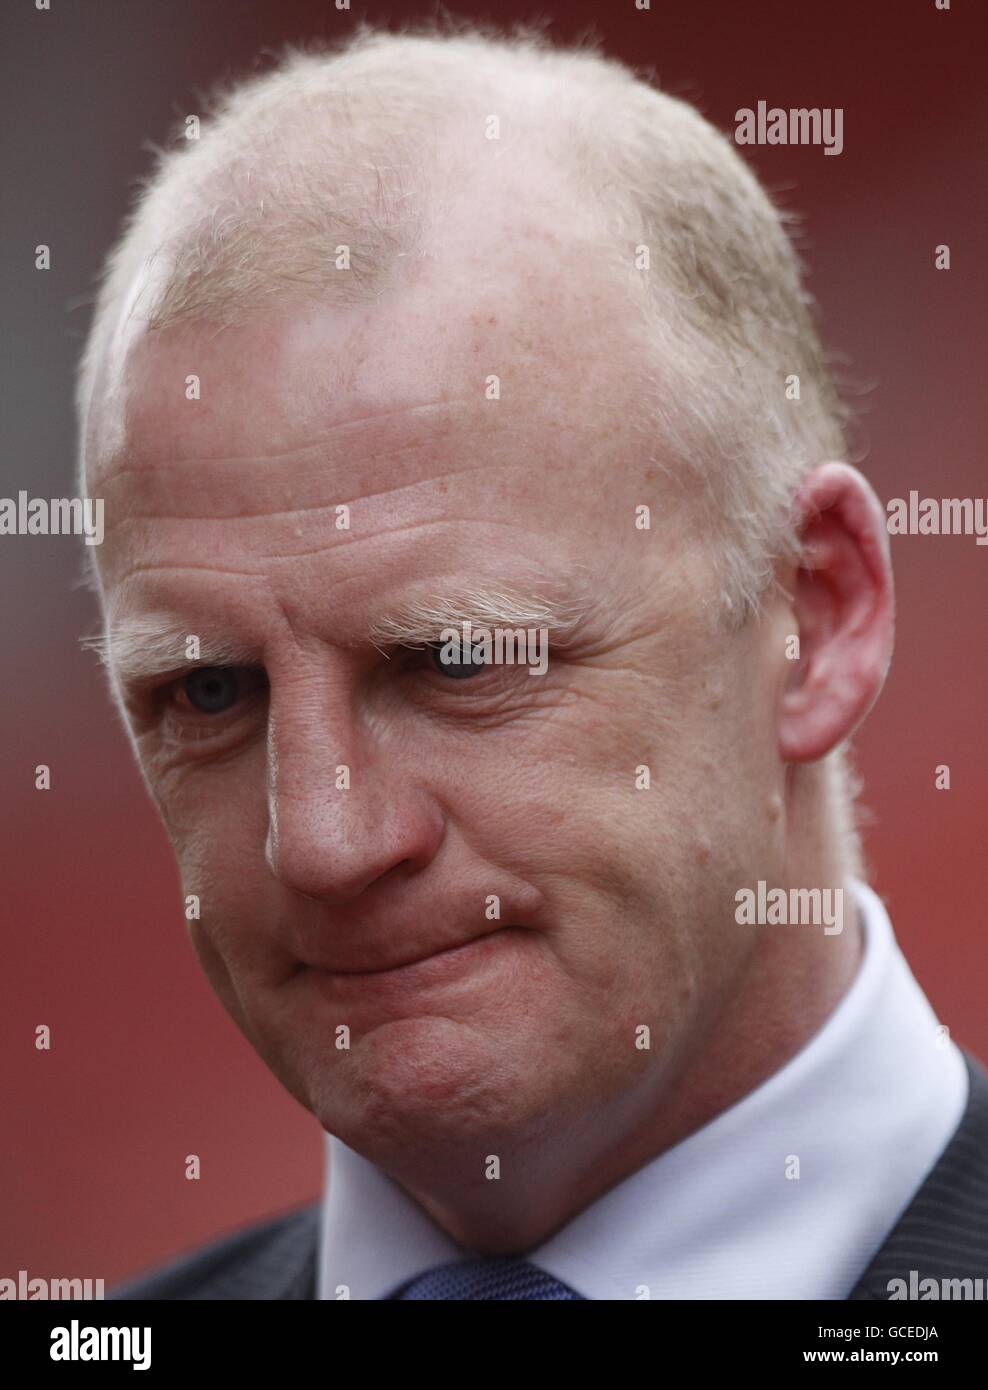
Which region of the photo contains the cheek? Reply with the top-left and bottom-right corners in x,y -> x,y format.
530,692 -> 770,1004
163,800 -> 276,973
151,746 -> 267,871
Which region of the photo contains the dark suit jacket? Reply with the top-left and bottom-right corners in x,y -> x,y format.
108,1049 -> 988,1300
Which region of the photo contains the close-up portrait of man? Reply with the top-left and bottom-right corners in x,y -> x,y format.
4,0 -> 986,1343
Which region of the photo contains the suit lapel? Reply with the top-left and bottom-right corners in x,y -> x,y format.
848,1049 -> 988,1299
266,1206 -> 320,1300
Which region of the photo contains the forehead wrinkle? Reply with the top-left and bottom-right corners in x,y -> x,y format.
101,394 -> 472,483
92,403 -> 533,531
106,456 -> 511,525
111,561 -> 263,584
253,511 -> 557,564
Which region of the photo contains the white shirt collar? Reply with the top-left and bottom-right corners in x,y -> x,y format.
318,880 -> 968,1299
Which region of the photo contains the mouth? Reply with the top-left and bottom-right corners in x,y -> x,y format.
295,926 -> 526,998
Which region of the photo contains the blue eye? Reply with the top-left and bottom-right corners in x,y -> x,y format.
184,666 -> 242,713
429,643 -> 487,680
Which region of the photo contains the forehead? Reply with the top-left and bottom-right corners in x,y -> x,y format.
87,236 -> 665,639
92,217 -> 645,459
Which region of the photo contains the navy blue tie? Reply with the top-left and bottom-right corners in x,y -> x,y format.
391,1256 -> 585,1300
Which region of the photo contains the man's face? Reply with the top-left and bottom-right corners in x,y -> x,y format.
87,230 -> 788,1208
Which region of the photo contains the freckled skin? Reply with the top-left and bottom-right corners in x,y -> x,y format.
86,225 -> 865,1252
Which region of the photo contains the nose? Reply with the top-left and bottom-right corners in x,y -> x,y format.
264,700 -> 444,905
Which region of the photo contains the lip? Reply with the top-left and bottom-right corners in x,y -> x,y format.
295,926 -> 525,999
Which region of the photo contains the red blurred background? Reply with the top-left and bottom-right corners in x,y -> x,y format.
2,0 -> 985,1286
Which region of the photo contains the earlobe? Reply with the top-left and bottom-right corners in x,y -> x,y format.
778,463 -> 895,764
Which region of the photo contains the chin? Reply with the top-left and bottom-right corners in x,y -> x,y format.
305,1018 -> 552,1158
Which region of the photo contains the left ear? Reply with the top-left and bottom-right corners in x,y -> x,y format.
778,462 -> 894,763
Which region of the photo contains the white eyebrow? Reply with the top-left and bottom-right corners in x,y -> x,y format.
83,582 -> 592,682
81,620 -> 257,686
366,584 -> 589,651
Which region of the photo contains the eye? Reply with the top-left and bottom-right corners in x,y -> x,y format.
428,641 -> 488,680
182,666 -> 246,714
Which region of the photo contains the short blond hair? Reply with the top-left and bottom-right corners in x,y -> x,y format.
77,19 -> 847,621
